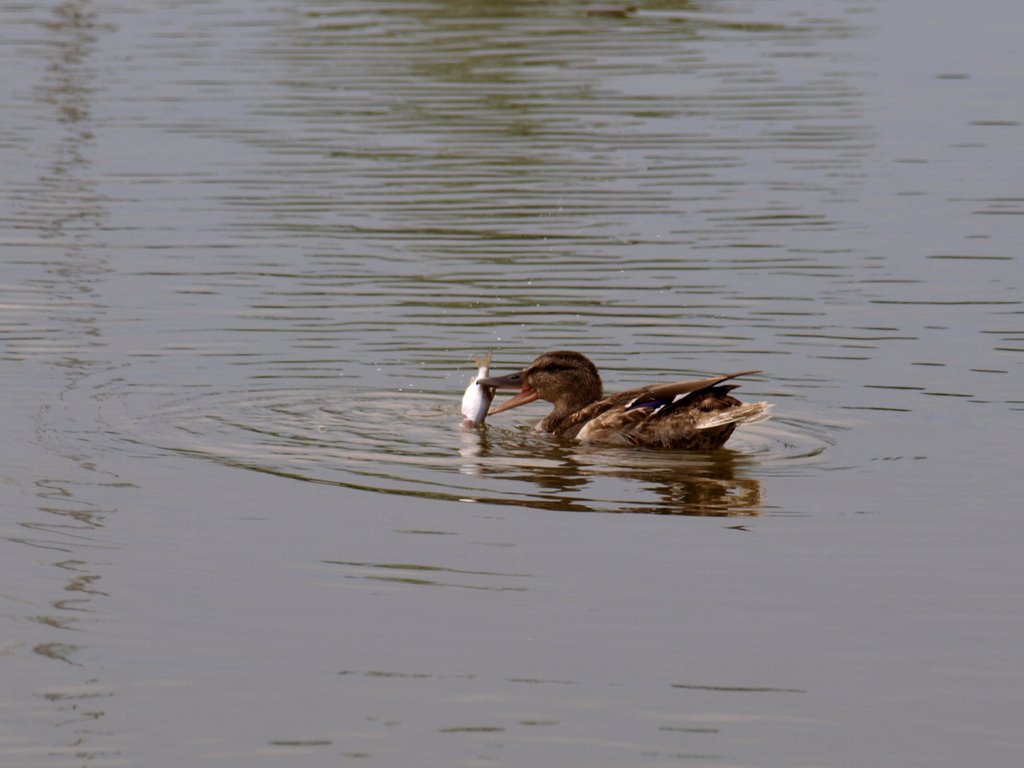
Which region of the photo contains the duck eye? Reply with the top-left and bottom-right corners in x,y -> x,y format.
535,363 -> 565,375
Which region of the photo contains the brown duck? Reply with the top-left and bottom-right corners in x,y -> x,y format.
479,350 -> 771,449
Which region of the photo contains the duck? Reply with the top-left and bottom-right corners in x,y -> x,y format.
479,350 -> 771,449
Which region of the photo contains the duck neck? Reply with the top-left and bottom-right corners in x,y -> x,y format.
541,390 -> 599,435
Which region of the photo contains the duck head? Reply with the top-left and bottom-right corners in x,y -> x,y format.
480,350 -> 603,425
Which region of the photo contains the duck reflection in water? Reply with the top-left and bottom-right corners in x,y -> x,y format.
458,427 -> 763,516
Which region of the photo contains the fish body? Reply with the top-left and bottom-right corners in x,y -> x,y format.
461,351 -> 494,427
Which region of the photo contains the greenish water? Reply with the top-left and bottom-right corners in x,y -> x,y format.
1,1 -> 1022,766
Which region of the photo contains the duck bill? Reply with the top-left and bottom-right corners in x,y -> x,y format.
487,386 -> 539,415
477,370 -> 538,415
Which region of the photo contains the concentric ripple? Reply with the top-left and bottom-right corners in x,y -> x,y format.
98,385 -> 836,516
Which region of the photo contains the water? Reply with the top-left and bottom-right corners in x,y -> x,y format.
1,0 -> 1022,766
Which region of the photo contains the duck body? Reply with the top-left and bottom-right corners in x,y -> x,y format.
479,350 -> 771,450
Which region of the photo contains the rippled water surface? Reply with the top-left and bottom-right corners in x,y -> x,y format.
2,1 -> 1022,766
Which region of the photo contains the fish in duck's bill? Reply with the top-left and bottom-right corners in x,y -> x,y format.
460,351 -> 495,427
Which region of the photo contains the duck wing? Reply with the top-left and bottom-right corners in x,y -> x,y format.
555,371 -> 762,441
553,388 -> 642,438
624,370 -> 761,411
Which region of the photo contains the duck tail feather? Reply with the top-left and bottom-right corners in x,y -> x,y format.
694,401 -> 773,430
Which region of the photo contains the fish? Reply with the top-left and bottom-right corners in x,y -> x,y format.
460,351 -> 495,427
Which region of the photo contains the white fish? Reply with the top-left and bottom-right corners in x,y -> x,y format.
461,351 -> 494,427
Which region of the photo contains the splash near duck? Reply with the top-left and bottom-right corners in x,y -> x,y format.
480,350 -> 772,449
460,351 -> 495,427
